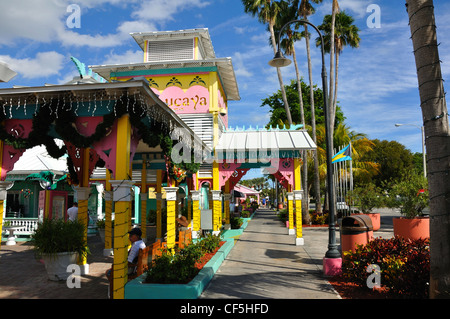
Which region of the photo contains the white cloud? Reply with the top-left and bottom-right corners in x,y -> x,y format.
101,49 -> 143,65
0,0 -> 211,48
0,51 -> 65,79
131,0 -> 210,22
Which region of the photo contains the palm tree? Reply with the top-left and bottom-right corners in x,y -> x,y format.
406,0 -> 450,299
311,123 -> 379,210
273,0 -> 312,223
242,0 -> 293,125
298,0 -> 323,213
317,11 -> 360,135
327,0 -> 339,143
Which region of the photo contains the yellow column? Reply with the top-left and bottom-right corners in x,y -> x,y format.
294,158 -> 304,245
287,191 -> 295,235
190,190 -> 201,239
156,169 -> 162,240
163,187 -> 178,250
103,170 -> 113,256
111,114 -> 132,300
140,155 -> 147,242
211,190 -> 222,235
73,186 -> 91,272
212,161 -> 221,233
74,147 -> 91,273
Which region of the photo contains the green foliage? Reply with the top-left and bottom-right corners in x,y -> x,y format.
96,219 -> 105,229
309,212 -> 329,225
385,173 -> 429,218
342,237 -> 430,298
360,139 -> 415,187
260,79 -> 345,132
230,217 -> 244,229
144,234 -> 221,284
198,233 -> 221,253
277,208 -> 288,223
31,218 -> 89,258
241,210 -> 251,218
350,183 -> 383,214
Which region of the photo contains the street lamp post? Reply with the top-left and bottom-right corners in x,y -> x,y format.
269,20 -> 342,274
395,123 -> 427,177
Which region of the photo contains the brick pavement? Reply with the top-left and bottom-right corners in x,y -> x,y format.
0,234 -> 113,299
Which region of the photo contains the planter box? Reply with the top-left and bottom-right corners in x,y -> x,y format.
42,252 -> 79,281
393,217 -> 429,240
124,239 -> 234,299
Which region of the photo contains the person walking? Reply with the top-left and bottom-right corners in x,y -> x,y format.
67,202 -> 78,221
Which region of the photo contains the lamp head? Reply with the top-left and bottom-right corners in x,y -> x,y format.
268,51 -> 291,68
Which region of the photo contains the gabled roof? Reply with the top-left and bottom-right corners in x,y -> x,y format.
6,140 -> 67,178
130,28 -> 216,60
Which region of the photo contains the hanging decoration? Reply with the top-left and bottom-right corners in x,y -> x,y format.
21,188 -> 32,199
165,155 -> 187,183
0,92 -> 201,182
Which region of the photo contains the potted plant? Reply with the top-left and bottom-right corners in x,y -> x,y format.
31,218 -> 89,281
350,183 -> 383,231
386,173 -> 429,240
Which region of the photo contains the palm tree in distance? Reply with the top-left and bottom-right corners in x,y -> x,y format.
297,0 -> 323,213
317,10 -> 360,139
242,0 -> 293,125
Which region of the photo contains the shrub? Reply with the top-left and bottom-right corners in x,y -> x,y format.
342,236 -> 429,298
32,218 -> 89,258
309,212 -> 329,225
230,217 -> 243,229
144,233 -> 221,284
384,173 -> 429,218
350,183 -> 383,214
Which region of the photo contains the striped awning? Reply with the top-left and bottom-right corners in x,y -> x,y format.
214,128 -> 316,160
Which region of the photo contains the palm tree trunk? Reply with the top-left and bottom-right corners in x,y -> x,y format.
328,0 -> 338,139
292,48 -> 310,223
334,50 -> 340,117
304,24 -> 322,213
406,0 -> 450,299
292,48 -> 305,126
269,23 -> 293,125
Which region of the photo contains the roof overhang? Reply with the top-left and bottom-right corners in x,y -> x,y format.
130,28 -> 216,60
214,129 -> 317,160
0,79 -> 210,156
89,58 -> 240,101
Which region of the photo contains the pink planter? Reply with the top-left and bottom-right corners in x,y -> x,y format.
393,217 -> 429,240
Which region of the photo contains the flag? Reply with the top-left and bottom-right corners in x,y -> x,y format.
332,144 -> 352,163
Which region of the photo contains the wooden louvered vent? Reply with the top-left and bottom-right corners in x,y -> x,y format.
147,39 -> 195,62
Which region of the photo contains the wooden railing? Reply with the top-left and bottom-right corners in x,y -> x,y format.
2,218 -> 38,236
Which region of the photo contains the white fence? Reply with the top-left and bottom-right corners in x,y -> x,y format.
2,218 -> 38,237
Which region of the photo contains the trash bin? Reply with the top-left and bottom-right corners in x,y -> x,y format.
341,215 -> 374,253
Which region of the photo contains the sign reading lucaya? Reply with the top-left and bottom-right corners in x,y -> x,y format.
152,86 -> 209,113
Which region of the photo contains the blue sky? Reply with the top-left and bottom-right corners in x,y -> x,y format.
0,0 -> 449,180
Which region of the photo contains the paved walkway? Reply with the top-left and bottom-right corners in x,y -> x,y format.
200,209 -> 341,299
0,233 -> 112,299
0,208 -> 397,299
